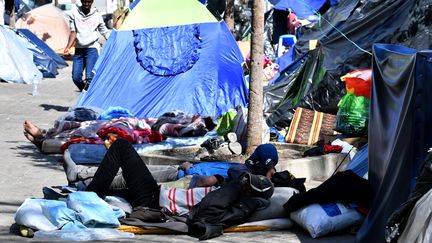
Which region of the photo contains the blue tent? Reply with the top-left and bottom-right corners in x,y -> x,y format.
0,25 -> 42,84
13,29 -> 67,78
77,0 -> 247,118
18,29 -> 68,70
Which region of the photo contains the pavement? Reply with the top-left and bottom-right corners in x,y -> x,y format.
0,63 -> 355,242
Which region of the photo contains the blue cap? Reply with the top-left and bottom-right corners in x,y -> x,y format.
245,144 -> 278,175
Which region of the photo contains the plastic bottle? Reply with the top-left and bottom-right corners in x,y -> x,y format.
32,82 -> 38,96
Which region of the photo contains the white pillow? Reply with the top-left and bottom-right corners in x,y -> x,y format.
290,202 -> 364,238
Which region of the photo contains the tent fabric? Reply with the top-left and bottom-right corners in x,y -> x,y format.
120,0 -> 217,30
77,21 -> 247,118
133,25 -> 201,76
18,29 -> 68,69
16,4 -> 71,52
0,25 -> 42,84
296,0 -> 416,73
356,44 -> 432,243
14,29 -> 59,78
269,0 -> 327,18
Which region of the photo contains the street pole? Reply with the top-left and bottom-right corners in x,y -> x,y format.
245,0 -> 264,155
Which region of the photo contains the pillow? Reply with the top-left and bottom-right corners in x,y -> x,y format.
248,187 -> 298,222
290,202 -> 364,238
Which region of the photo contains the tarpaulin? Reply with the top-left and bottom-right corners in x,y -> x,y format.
297,0 -> 416,74
356,43 -> 432,243
265,0 -> 432,128
263,53 -> 309,128
269,0 -> 327,18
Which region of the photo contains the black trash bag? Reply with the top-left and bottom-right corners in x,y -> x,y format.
265,48 -> 342,128
297,72 -> 346,115
263,53 -> 310,129
385,152 -> 432,243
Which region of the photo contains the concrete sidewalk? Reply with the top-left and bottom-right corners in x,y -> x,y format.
0,63 -> 354,242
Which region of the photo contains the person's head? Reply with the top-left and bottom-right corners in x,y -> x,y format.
245,144 -> 279,178
240,173 -> 274,199
81,0 -> 94,14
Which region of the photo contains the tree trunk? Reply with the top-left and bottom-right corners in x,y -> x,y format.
223,0 -> 235,35
245,0 -> 264,155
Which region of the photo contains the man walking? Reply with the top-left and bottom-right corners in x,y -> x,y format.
64,0 -> 110,91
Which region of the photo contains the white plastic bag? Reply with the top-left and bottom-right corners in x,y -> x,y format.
290,202 -> 364,238
159,186 -> 215,216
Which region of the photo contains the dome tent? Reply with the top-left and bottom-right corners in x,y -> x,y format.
76,0 -> 248,118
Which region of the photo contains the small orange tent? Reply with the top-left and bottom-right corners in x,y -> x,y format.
16,4 -> 70,52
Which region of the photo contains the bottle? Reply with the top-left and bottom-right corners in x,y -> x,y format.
32,82 -> 38,96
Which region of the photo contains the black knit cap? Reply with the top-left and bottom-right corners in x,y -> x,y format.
243,173 -> 274,199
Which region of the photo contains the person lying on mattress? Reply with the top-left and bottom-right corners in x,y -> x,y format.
23,110 -> 216,150
77,138 -> 275,240
63,141 -> 280,191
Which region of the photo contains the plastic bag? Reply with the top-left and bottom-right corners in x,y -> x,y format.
340,69 -> 372,98
335,93 -> 370,136
215,109 -> 237,136
290,203 -> 364,238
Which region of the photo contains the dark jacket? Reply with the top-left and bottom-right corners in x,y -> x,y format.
187,179 -> 268,240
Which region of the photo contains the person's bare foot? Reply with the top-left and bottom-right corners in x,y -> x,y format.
23,120 -> 43,138
23,131 -> 43,149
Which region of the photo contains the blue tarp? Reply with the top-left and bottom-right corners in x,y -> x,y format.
270,0 -> 327,18
18,29 -> 68,70
77,22 -> 247,118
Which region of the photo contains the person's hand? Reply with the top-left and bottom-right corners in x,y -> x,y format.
196,176 -> 218,187
64,47 -> 71,56
180,161 -> 193,171
266,167 -> 276,179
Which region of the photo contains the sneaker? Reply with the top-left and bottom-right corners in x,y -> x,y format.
42,187 -> 68,200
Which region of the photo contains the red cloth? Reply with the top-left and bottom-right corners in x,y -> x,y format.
287,12 -> 301,35
323,144 -> 343,154
60,138 -> 104,153
97,126 -> 134,143
133,129 -> 166,144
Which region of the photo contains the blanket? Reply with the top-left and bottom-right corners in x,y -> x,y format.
15,192 -> 125,231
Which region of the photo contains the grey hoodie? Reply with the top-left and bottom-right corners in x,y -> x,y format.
68,5 -> 110,49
